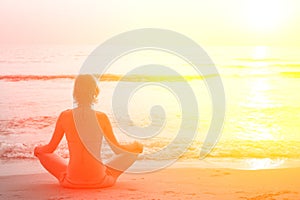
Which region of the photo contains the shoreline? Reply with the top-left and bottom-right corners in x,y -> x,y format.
1,158 -> 300,177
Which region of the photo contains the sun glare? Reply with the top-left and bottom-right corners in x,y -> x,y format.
246,158 -> 285,170
252,46 -> 268,60
244,0 -> 286,31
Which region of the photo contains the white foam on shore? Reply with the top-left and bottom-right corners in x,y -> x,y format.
2,158 -> 300,177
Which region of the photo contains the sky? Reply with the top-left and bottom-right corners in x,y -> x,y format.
0,0 -> 300,46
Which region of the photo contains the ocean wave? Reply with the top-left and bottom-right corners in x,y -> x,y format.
142,139 -> 300,160
280,72 -> 300,78
0,142 -> 69,160
1,71 -> 299,83
0,74 -> 217,82
223,71 -> 300,79
1,139 -> 299,161
0,75 -> 76,82
0,116 -> 57,135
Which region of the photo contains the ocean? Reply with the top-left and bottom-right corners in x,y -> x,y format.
1,44 -> 300,170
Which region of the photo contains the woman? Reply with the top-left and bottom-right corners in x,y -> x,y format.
34,74 -> 143,188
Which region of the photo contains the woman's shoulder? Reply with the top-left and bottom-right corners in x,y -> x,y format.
95,111 -> 108,118
61,109 -> 72,114
59,109 -> 73,118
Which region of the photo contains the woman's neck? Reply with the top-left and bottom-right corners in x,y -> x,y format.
76,104 -> 93,109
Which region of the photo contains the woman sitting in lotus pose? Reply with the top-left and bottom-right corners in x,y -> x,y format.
34,74 -> 143,188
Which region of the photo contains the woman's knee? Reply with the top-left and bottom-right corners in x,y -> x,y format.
35,152 -> 58,164
35,151 -> 46,159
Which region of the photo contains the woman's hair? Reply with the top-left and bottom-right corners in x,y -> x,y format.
73,74 -> 99,106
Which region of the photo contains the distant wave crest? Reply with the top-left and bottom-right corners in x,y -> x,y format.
0,74 -> 216,82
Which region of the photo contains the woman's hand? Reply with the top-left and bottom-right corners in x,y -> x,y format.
128,141 -> 143,153
121,141 -> 144,154
132,141 -> 143,153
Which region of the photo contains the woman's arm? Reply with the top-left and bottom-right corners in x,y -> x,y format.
99,113 -> 143,154
34,112 -> 65,156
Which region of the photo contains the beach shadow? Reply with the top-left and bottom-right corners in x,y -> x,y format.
18,179 -> 143,200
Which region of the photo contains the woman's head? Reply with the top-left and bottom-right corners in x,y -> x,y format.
73,74 -> 99,106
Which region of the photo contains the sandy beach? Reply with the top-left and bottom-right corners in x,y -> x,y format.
1,2 -> 300,199
1,165 -> 299,200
